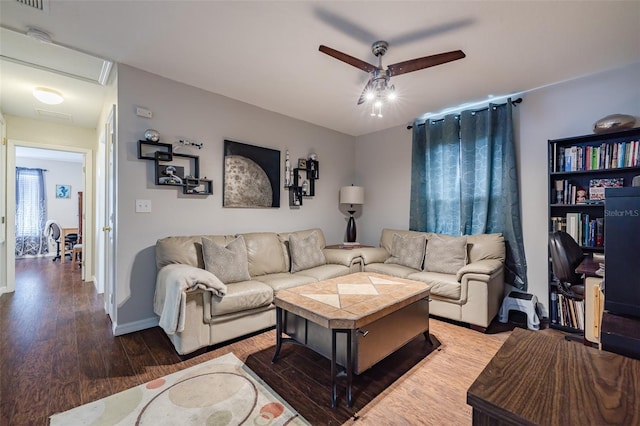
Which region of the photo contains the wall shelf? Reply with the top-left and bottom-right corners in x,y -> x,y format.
137,140 -> 212,196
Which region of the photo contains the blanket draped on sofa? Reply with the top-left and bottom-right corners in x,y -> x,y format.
155,264 -> 227,334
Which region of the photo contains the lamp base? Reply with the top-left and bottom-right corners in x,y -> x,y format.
346,210 -> 357,243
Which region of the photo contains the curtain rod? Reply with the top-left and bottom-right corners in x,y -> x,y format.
406,97 -> 523,130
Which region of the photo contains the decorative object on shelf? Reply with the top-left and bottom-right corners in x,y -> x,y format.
309,152 -> 318,161
593,114 -> 636,134
339,185 -> 365,243
223,140 -> 280,208
301,180 -> 309,196
144,129 -> 160,142
284,150 -> 291,188
177,138 -> 203,149
55,184 -> 71,199
298,158 -> 307,169
157,165 -> 184,186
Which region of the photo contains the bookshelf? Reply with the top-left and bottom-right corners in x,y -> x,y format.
548,127 -> 640,333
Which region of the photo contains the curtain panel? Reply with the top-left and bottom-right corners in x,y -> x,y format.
15,167 -> 48,257
410,101 -> 527,289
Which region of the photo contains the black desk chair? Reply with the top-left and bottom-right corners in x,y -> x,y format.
549,230 -> 585,342
48,222 -> 76,262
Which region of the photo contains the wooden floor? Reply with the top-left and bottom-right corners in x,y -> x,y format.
0,257 -> 547,425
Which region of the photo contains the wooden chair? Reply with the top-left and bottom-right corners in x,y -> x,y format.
72,244 -> 83,270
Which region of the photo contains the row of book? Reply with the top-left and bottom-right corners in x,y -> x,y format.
550,291 -> 585,330
551,140 -> 640,173
550,214 -> 603,247
552,177 -> 623,204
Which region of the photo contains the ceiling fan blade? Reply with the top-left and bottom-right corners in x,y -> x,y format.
387,50 -> 466,77
357,78 -> 373,105
319,45 -> 378,73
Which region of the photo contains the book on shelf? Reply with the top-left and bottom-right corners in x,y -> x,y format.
588,177 -> 623,201
566,213 -> 580,243
551,139 -> 639,172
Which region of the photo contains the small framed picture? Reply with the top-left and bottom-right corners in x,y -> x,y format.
56,184 -> 71,199
298,158 -> 307,169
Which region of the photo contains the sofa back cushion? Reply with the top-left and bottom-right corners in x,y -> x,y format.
201,236 -> 251,283
384,232 -> 427,270
279,228 -> 327,269
289,230 -> 327,272
466,233 -> 505,263
379,228 -> 431,254
241,232 -> 288,276
156,235 -> 235,270
424,235 -> 468,274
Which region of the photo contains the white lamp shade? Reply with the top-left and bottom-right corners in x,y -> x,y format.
340,186 -> 364,205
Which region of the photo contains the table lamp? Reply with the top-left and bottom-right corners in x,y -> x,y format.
340,185 -> 364,242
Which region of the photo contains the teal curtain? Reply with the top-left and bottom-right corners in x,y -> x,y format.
410,101 -> 527,289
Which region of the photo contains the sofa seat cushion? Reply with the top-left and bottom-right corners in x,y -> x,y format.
363,262 -> 417,278
407,271 -> 461,300
210,280 -> 274,317
255,273 -> 317,293
295,264 -> 350,281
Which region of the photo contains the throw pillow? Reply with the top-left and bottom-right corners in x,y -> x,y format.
289,231 -> 326,273
384,233 -> 427,270
424,235 -> 468,274
201,236 -> 251,284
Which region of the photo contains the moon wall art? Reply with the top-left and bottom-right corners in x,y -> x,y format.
223,140 -> 280,208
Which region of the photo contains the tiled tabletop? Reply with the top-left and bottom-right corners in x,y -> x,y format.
275,272 -> 430,329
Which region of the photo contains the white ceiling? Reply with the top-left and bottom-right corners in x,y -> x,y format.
1,1 -> 639,137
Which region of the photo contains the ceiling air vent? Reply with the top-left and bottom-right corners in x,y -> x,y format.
36,108 -> 73,123
15,0 -> 50,13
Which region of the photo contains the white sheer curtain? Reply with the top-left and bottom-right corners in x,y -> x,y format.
15,167 -> 48,256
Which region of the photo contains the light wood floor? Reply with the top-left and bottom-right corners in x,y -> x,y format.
0,257 -> 551,425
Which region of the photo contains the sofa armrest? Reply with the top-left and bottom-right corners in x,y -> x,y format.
456,259 -> 503,281
323,248 -> 360,267
359,247 -> 390,265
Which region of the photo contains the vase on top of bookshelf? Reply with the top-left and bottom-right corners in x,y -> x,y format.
547,126 -> 640,333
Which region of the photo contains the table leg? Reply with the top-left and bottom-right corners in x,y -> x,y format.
272,307 -> 283,363
346,329 -> 353,408
331,329 -> 338,408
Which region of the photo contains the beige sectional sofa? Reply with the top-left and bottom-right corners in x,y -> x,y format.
359,229 -> 505,331
153,228 -> 360,355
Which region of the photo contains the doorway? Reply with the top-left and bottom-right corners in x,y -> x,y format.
5,140 -> 93,293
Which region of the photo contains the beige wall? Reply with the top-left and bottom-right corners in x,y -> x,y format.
6,115 -> 96,148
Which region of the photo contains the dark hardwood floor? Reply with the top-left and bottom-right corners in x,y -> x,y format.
0,257 -> 541,425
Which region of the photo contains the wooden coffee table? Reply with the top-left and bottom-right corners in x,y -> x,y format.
272,272 -> 431,408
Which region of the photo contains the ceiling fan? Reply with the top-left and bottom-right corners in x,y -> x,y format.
319,41 -> 465,116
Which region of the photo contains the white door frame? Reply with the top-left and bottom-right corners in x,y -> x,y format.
0,114 -> 6,294
5,140 -> 93,292
102,105 -> 116,320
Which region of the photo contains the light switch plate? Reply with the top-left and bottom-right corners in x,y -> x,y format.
135,199 -> 151,213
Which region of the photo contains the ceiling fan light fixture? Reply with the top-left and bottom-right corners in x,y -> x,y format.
33,87 -> 64,105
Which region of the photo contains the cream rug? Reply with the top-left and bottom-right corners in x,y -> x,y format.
50,352 -> 309,425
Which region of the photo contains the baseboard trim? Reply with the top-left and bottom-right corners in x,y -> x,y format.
113,316 -> 159,336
